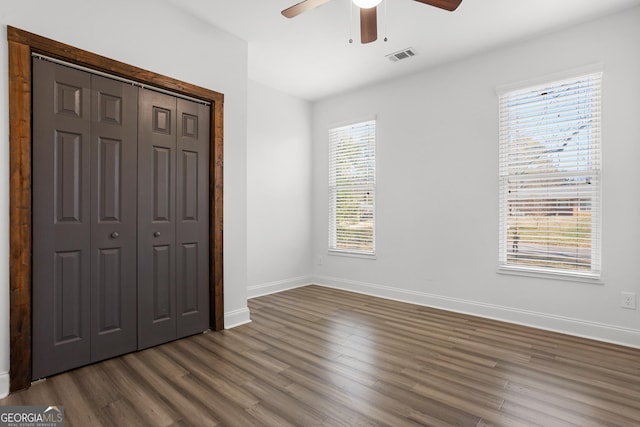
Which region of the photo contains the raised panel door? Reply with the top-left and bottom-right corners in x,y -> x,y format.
32,59 -> 92,379
176,99 -> 210,338
90,75 -> 138,361
137,89 -> 177,350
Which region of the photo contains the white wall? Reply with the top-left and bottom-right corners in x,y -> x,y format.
0,0 -> 249,397
312,8 -> 640,347
246,81 -> 313,297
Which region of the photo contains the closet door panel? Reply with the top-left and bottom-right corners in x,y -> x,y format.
179,243 -> 198,313
32,59 -> 92,379
55,131 -> 83,221
90,75 -> 138,361
176,100 -> 210,337
138,90 -> 177,350
53,251 -> 83,343
96,248 -> 123,330
152,146 -> 172,221
152,245 -> 173,320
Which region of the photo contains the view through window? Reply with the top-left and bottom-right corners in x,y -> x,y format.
329,120 -> 376,255
498,72 -> 602,276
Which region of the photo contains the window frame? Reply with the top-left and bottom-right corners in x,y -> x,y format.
328,119 -> 377,257
497,69 -> 603,280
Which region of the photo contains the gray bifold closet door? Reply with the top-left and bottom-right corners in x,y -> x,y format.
32,59 -> 210,379
32,59 -> 138,379
137,90 -> 210,350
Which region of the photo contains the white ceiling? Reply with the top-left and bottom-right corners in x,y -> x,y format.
167,0 -> 640,101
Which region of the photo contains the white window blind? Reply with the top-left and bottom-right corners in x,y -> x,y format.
498,72 -> 602,277
329,120 -> 376,255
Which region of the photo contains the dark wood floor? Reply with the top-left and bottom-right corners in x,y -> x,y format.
3,285 -> 640,426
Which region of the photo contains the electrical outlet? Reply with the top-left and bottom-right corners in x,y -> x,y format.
621,292 -> 636,310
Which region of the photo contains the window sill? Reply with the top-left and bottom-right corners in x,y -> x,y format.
328,250 -> 377,260
497,265 -> 603,285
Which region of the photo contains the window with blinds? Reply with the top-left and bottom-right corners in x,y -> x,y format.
329,120 -> 376,255
498,72 -> 602,277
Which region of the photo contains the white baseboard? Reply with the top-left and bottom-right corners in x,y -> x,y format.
0,371 -> 9,399
247,275 -> 313,299
224,307 -> 252,329
313,275 -> 640,349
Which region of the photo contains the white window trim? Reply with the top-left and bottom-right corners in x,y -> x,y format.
496,63 -> 605,96
497,265 -> 604,285
328,249 -> 377,260
497,68 -> 603,279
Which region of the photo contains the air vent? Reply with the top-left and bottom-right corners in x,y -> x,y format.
386,47 -> 417,63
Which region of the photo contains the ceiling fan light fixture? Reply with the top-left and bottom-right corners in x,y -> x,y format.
352,0 -> 382,9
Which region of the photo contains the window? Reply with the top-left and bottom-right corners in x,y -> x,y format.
498,72 -> 602,277
329,120 -> 376,255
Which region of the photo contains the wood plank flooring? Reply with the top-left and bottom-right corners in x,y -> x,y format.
2,285 -> 640,426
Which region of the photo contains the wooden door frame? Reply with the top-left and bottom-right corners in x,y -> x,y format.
7,26 -> 224,392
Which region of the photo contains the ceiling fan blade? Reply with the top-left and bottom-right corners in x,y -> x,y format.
413,0 -> 462,12
360,7 -> 378,44
282,0 -> 333,18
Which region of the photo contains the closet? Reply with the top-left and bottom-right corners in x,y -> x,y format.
31,58 -> 210,380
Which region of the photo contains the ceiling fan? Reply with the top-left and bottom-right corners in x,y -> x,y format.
281,0 -> 462,44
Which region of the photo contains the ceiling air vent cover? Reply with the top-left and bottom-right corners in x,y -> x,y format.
386,47 -> 417,63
